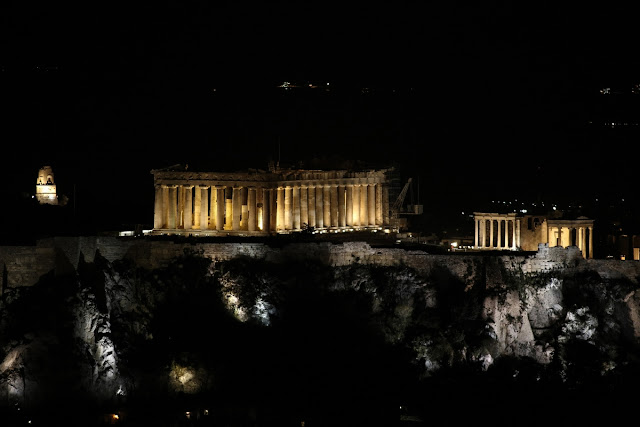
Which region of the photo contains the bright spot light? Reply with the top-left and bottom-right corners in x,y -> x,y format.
179,370 -> 194,384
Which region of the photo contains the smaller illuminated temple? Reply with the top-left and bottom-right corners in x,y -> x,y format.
150,164 -> 397,236
473,212 -> 594,258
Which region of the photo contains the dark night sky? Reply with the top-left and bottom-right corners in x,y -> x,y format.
2,2 -> 640,229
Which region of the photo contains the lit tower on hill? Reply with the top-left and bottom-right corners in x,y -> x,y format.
35,166 -> 58,205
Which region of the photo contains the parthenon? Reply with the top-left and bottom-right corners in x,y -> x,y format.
150,165 -> 396,236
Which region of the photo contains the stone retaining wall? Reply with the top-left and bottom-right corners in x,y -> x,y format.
2,238 -> 640,293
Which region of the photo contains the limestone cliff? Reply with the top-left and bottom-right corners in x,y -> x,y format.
0,241 -> 639,426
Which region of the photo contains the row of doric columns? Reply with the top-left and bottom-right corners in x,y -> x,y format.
153,182 -> 389,233
276,183 -> 386,231
548,225 -> 593,258
474,216 -> 521,250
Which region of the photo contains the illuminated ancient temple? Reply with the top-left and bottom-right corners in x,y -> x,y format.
473,212 -> 594,258
150,164 -> 397,236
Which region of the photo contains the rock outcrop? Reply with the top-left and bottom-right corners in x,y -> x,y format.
1,240 -> 639,425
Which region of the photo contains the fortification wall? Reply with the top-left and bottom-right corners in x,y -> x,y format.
2,238 -> 640,293
0,241 -> 56,292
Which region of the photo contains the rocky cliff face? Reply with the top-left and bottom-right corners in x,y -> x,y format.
1,243 -> 640,426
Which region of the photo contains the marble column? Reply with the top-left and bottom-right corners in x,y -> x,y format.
353,185 -> 360,226
168,185 -> 178,229
194,187 -> 201,229
154,185 -> 164,229
241,187 -> 248,230
315,185 -> 324,228
489,218 -> 494,248
382,185 -> 389,225
308,185 -> 316,227
330,184 -> 338,227
216,187 -> 225,231
360,184 -> 368,227
209,186 -> 216,230
276,187 -> 285,231
178,186 -> 185,228
346,184 -> 353,227
248,187 -> 257,232
184,185 -> 193,230
578,227 -> 584,255
474,219 -> 479,248
503,220 -> 509,248
497,219 -> 502,248
270,188 -> 277,231
262,188 -> 271,232
300,185 -> 308,228
224,187 -> 233,230
367,183 -> 375,226
589,226 -> 593,258
232,187 -> 242,231
285,185 -> 293,230
323,184 -> 331,228
199,186 -> 208,230
293,185 -> 301,230
338,185 -> 346,227
162,185 -> 170,229
375,183 -> 382,225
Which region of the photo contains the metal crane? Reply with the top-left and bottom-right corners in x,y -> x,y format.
390,178 -> 412,231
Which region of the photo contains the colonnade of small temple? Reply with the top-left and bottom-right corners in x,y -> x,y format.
473,212 -> 594,258
151,167 -> 393,235
474,213 -> 521,250
547,219 -> 593,259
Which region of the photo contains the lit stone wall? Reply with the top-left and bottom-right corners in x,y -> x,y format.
150,166 -> 394,236
5,238 -> 638,294
519,215 -> 549,252
0,241 -> 56,291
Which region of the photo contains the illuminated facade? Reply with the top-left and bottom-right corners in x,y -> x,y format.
473,212 -> 594,259
150,165 -> 395,236
35,166 -> 58,205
